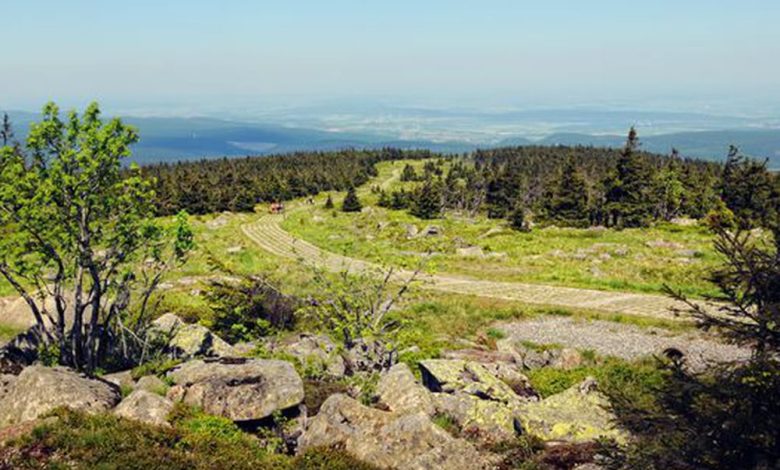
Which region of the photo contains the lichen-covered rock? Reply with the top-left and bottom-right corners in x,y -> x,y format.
553,348 -> 583,370
299,394 -> 490,469
270,333 -> 346,378
114,390 -> 174,427
377,363 -> 435,416
518,378 -> 626,443
166,358 -> 303,422
419,359 -> 519,403
0,374 -> 16,401
0,366 -> 120,426
150,313 -> 236,359
432,393 -> 522,441
135,375 -> 168,395
103,369 -> 134,390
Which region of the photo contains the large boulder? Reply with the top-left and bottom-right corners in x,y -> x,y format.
114,390 -> 174,427
518,378 -> 626,443
299,394 -> 490,470
0,366 -> 120,426
419,359 -> 520,403
432,393 -> 522,441
0,374 -> 16,401
135,375 -> 168,395
166,358 -> 303,422
150,313 -> 236,359
376,363 -> 435,416
269,333 -> 346,378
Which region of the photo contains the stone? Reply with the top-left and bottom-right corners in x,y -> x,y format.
103,370 -> 135,390
166,358 -> 304,422
114,390 -> 174,427
420,225 -> 443,237
150,313 -> 236,359
553,348 -> 584,370
0,366 -> 120,426
675,249 -> 702,258
645,239 -> 684,250
299,394 -> 490,470
226,245 -> 243,254
432,393 -> 522,441
419,359 -> 519,403
456,246 -> 485,257
518,378 -> 626,443
135,375 -> 168,395
0,374 -> 16,401
377,363 -> 435,416
271,333 -> 346,378
670,217 -> 698,227
405,224 -> 419,238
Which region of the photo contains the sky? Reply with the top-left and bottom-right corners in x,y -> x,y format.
2,0 -> 780,115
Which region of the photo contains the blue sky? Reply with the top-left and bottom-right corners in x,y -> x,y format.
2,0 -> 779,113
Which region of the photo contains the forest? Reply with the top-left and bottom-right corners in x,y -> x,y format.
143,128 -> 780,232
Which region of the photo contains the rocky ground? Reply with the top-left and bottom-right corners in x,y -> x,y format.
499,316 -> 749,372
0,314 -> 636,469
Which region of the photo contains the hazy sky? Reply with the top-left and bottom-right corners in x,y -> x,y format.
2,0 -> 779,113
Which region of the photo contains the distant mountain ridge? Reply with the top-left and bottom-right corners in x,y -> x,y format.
3,111 -> 779,167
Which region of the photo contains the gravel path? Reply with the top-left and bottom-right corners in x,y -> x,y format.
500,316 -> 749,369
241,214 -> 709,321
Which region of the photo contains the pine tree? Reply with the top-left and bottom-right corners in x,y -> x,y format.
324,193 -> 334,209
410,177 -> 442,219
653,150 -> 685,221
604,127 -> 655,228
341,187 -> 362,212
377,189 -> 391,208
509,203 -> 528,231
720,146 -> 777,230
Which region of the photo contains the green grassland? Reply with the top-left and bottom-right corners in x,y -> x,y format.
283,161 -> 720,298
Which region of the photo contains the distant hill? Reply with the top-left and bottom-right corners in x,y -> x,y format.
3,111 -> 779,167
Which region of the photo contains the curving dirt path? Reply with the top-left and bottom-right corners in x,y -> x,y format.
242,214 -> 706,321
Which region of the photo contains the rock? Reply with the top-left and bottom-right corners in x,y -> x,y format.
136,375 -> 168,395
103,370 -> 135,390
645,239 -> 684,250
432,393 -> 522,441
613,247 -> 629,257
456,246 -> 485,257
675,249 -> 702,258
496,339 -> 558,370
166,358 -> 304,422
377,363 -> 435,416
0,366 -> 120,426
0,374 -> 16,401
114,390 -> 174,427
206,214 -> 230,230
420,225 -> 443,237
587,226 -> 607,233
440,350 -> 538,399
150,313 -> 236,359
478,226 -> 504,239
226,245 -> 243,254
518,378 -> 626,443
553,348 -> 584,370
419,359 -> 519,403
299,394 -> 489,470
271,333 -> 346,378
670,217 -> 698,227
405,224 -> 419,238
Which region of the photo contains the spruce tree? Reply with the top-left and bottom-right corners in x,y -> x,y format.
410,177 -> 442,219
509,203 -> 528,231
604,127 -> 655,228
400,164 -> 418,182
341,187 -> 362,212
720,146 -> 777,230
548,157 -> 590,227
324,193 -> 334,209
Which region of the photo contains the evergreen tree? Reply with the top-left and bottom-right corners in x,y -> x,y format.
486,168 -> 520,219
509,203 -> 528,231
604,127 -> 655,228
720,146 -> 777,230
547,157 -> 590,227
341,187 -> 362,212
376,189 -> 391,208
400,163 -> 418,182
410,177 -> 443,219
390,189 -> 410,210
324,193 -> 334,209
653,150 -> 685,221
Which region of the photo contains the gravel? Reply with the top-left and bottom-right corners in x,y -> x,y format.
500,316 -> 750,371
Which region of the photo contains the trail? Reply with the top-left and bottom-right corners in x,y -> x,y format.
241,214 -> 702,321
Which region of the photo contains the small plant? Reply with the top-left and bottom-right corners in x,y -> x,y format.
432,413 -> 461,437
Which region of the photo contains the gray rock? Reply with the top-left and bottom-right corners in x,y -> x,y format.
405,224 -> 419,238
0,366 -> 120,426
419,359 -> 519,403
114,390 -> 174,427
420,225 -> 443,237
0,374 -> 16,401
150,313 -> 236,359
299,394 -> 490,470
377,363 -> 435,416
166,358 -> 303,422
456,246 -> 485,257
432,393 -> 522,441
271,333 -> 346,378
135,375 -> 168,395
103,369 -> 135,390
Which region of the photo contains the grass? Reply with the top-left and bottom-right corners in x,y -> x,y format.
282,161 -> 720,298
0,407 -> 378,470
